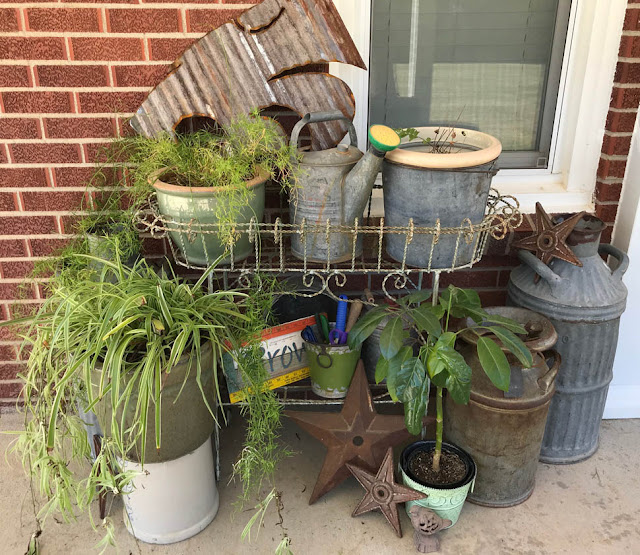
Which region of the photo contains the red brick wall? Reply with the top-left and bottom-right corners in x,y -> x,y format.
0,1 -> 636,405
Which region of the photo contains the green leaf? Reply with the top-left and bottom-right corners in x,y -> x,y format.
347,306 -> 388,349
477,336 -> 511,392
411,305 -> 442,338
399,289 -> 433,306
386,346 -> 413,402
481,314 -> 527,334
378,317 -> 406,360
485,326 -> 532,368
375,357 -> 389,384
396,357 -> 427,402
403,377 -> 430,436
438,345 -> 472,404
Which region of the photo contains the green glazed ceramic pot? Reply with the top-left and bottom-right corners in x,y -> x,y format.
305,340 -> 361,399
153,170 -> 267,266
400,440 -> 476,527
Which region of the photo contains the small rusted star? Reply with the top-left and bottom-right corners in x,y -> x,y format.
285,361 -> 419,505
513,203 -> 585,280
347,447 -> 426,538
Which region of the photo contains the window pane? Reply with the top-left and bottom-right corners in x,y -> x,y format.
369,0 -> 570,167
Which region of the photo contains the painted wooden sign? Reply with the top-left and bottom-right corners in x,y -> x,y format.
223,315 -> 315,403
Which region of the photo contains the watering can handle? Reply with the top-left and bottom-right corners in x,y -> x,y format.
538,349 -> 561,393
290,111 -> 358,149
517,250 -> 563,285
599,243 -> 629,281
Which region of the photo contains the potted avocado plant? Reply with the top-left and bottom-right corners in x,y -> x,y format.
5,248 -> 285,547
348,286 -> 532,526
383,127 -> 502,269
120,110 -> 299,266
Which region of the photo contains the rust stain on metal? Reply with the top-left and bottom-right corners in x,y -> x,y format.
512,202 -> 585,281
131,0 -> 366,150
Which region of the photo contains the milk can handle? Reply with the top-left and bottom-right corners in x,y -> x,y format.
290,111 -> 358,149
517,250 -> 563,285
538,349 -> 561,393
599,243 -> 629,281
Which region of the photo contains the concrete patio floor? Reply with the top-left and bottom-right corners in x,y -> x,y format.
1,409 -> 639,555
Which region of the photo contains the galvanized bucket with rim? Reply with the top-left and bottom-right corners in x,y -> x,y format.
382,127 -> 501,269
444,307 -> 561,507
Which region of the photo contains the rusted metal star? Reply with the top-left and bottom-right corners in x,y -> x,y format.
346,447 -> 426,538
285,361 -> 418,505
512,202 -> 585,280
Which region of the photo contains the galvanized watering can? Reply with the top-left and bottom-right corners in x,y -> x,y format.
289,111 -> 399,263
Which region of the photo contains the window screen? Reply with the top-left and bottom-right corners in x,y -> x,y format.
369,0 -> 572,168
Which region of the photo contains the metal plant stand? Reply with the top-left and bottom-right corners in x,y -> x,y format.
136,190 -> 522,478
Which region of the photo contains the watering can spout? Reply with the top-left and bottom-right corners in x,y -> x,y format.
344,125 -> 400,222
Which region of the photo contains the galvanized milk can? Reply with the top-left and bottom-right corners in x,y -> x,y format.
508,215 -> 629,463
444,307 -> 560,507
289,111 -> 398,263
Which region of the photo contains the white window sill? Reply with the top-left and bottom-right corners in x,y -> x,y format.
367,170 -> 595,219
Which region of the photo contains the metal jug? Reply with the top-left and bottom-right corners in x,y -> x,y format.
289,111 -> 398,263
444,307 -> 560,507
507,215 -> 629,463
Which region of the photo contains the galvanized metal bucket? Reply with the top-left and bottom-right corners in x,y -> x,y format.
305,339 -> 361,399
400,441 -> 476,527
508,215 -> 629,464
382,127 -> 500,269
444,307 -> 560,507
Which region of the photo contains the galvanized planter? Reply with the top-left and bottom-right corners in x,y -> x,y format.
444,307 -> 560,507
289,111 -> 396,263
382,127 -> 501,269
153,170 -> 267,266
508,216 -> 629,464
400,440 -> 476,527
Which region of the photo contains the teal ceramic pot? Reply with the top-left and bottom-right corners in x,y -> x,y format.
153,170 -> 267,266
400,440 -> 476,527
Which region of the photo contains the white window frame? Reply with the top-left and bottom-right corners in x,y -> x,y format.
331,0 -> 626,215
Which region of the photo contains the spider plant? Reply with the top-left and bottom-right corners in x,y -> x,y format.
4,246 -> 261,536
348,286 -> 532,472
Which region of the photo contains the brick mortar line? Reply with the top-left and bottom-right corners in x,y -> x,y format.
0,3 -> 253,7
0,162 -> 118,167
617,56 -> 640,63
622,30 -> 640,37
0,234 -> 75,239
1,113 -> 135,118
0,87 -> 151,91
0,60 -> 168,66
598,177 -> 625,184
0,31 -> 205,38
612,82 -> 640,88
0,211 -> 93,216
600,154 -> 629,161
608,107 -> 639,113
603,131 -> 634,137
0,187 -> 116,192
0,138 -> 115,144
596,200 -> 622,205
0,277 -> 49,283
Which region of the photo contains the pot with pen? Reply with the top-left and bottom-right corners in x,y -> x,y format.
303,296 -> 363,399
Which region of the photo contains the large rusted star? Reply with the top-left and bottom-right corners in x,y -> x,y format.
346,447 -> 426,538
512,202 -> 585,279
285,361 -> 417,505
